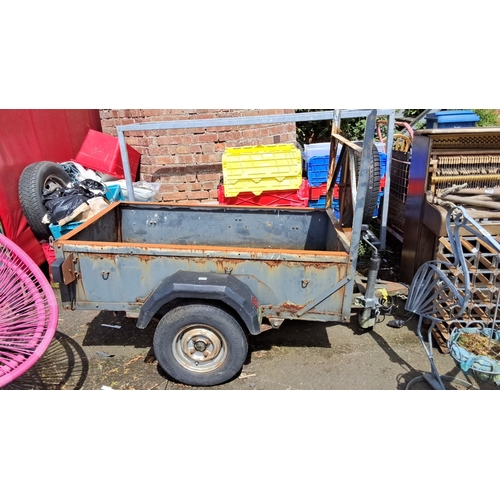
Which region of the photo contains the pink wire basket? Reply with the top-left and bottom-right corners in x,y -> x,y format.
0,234 -> 59,388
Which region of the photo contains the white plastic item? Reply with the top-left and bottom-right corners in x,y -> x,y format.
107,180 -> 161,202
61,161 -> 103,183
303,143 -> 331,160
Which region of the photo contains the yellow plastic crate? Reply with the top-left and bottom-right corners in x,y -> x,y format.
222,144 -> 303,197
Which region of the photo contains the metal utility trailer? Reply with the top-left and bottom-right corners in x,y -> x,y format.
51,110 -> 390,386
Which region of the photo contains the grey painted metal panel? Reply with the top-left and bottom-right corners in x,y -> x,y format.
66,243 -> 349,323
56,203 -> 351,323
118,205 -> 332,251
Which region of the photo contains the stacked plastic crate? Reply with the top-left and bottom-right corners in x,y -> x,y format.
303,142 -> 387,218
302,143 -> 332,210
218,144 -> 309,207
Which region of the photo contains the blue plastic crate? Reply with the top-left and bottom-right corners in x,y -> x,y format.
332,199 -> 340,219
306,156 -> 329,186
49,221 -> 83,239
379,152 -> 387,179
426,110 -> 480,129
105,184 -> 124,202
308,196 -> 327,208
373,192 -> 384,218
303,143 -> 331,187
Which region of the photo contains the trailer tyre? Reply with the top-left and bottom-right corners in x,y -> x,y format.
153,303 -> 249,386
18,161 -> 72,240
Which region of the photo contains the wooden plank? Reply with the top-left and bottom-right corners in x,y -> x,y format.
433,324 -> 450,353
331,133 -> 363,153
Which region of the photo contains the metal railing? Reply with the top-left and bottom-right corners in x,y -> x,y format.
116,109 -> 397,249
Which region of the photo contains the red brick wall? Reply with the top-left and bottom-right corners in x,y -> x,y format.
99,109 -> 297,203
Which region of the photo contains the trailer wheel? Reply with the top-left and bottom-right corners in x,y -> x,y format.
153,303 -> 249,386
339,144 -> 381,227
18,161 -> 72,240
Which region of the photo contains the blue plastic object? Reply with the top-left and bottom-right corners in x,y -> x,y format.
303,143 -> 331,187
49,221 -> 83,239
379,152 -> 387,179
308,196 -> 327,208
426,110 -> 480,129
448,327 -> 500,385
105,184 -> 124,202
306,156 -> 329,186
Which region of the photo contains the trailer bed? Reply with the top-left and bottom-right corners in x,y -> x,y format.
54,202 -> 355,323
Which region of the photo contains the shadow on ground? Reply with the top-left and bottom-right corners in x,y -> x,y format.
3,331 -> 89,390
83,310 -> 155,349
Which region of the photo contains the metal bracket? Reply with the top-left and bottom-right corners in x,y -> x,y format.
62,253 -> 77,285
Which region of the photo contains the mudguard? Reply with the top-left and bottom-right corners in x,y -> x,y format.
136,270 -> 262,335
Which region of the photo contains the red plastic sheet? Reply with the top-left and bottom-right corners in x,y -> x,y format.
0,109 -> 101,265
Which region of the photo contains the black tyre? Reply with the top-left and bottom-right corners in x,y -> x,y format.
339,144 -> 381,227
153,303 -> 249,386
18,161 -> 72,240
354,144 -> 381,224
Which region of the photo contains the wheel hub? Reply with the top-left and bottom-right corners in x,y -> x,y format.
44,174 -> 68,193
194,340 -> 207,352
173,325 -> 227,373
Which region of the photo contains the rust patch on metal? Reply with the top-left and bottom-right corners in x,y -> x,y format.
62,254 -> 76,285
263,305 -> 341,317
60,238 -> 349,259
280,301 -> 303,312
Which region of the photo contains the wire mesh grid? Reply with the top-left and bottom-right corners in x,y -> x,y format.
387,151 -> 411,233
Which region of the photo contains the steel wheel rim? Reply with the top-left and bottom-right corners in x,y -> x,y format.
44,174 -> 68,192
173,325 -> 227,373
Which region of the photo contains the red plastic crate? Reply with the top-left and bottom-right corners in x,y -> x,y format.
74,130 -> 141,180
218,179 -> 310,207
309,183 -> 327,201
309,183 -> 341,200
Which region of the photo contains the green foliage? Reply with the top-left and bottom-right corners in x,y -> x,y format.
473,109 -> 499,127
340,117 -> 367,141
294,109 -> 500,145
295,109 -> 333,144
295,109 -> 428,144
295,109 -> 369,144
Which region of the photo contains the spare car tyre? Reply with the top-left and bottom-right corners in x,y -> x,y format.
354,144 -> 381,224
338,144 -> 381,227
18,161 -> 72,240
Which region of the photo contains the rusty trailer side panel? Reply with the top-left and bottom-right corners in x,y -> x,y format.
55,203 -> 354,325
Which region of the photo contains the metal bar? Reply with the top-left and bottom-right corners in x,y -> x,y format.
117,131 -> 135,202
116,110 -> 396,133
342,110 -> 378,321
116,109 -> 397,230
379,109 -> 396,250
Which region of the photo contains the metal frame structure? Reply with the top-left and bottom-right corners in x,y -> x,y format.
116,109 -> 397,249
405,206 -> 500,389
